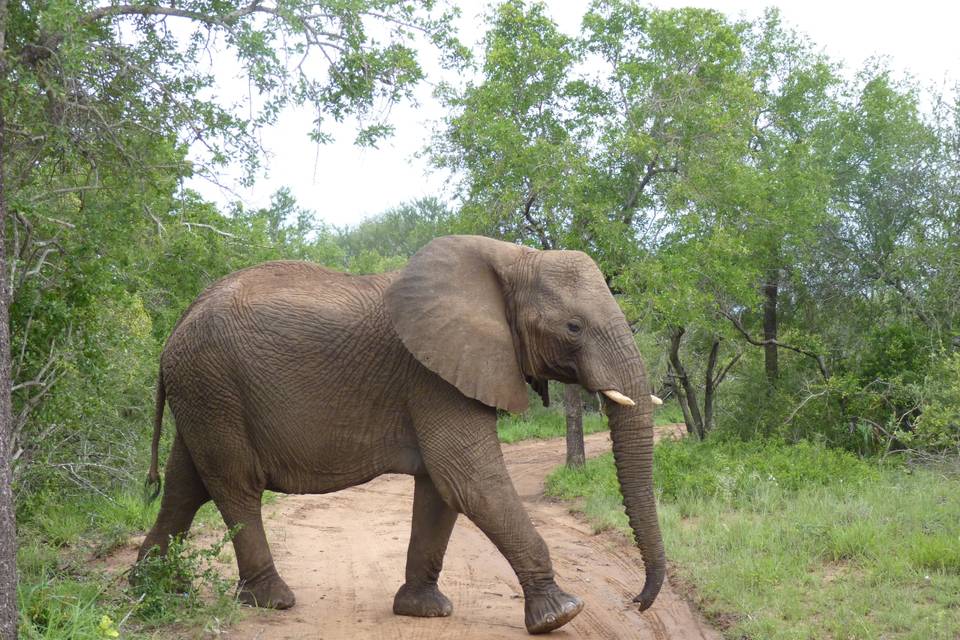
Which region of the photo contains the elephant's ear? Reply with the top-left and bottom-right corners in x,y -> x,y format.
385,235 -> 532,413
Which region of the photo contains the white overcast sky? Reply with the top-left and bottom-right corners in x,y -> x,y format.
186,1 -> 960,228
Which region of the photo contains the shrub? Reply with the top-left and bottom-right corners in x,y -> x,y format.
130,528 -> 238,624
903,350 -> 960,452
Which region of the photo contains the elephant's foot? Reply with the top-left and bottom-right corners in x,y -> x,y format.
393,582 -> 453,618
237,572 -> 296,609
523,583 -> 583,634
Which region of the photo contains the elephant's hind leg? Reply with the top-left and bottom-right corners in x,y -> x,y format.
215,496 -> 295,609
394,473 -> 458,618
137,434 -> 210,564
175,395 -> 295,610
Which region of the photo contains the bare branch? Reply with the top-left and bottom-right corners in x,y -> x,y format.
521,189 -> 553,250
668,327 -> 704,438
712,352 -> 742,388
721,308 -> 831,380
621,156 -> 678,225
181,221 -> 237,238
82,1 -> 266,27
782,389 -> 829,426
28,184 -> 102,204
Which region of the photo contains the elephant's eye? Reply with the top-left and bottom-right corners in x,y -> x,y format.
566,321 -> 583,335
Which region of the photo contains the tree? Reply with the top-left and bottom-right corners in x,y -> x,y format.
577,1 -> 754,263
792,66 -> 960,444
337,197 -> 458,272
606,9 -> 841,438
0,4 -> 17,624
585,2 -> 757,438
432,0 -> 592,463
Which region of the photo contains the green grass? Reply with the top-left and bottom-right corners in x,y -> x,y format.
546,437 -> 960,640
498,410 -> 609,443
16,489 -> 249,639
497,399 -> 684,444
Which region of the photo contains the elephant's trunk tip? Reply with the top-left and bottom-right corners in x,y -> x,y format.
632,567 -> 665,611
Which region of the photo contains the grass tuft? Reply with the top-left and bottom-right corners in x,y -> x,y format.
16,488 -> 249,638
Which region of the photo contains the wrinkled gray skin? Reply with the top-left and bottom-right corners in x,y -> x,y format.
136,236 -> 665,634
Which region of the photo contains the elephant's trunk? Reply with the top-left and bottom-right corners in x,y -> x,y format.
601,327 -> 665,611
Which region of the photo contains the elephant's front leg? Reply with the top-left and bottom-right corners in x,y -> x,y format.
413,401 -> 584,635
394,473 -> 459,617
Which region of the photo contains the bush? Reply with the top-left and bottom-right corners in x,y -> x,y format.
15,293 -> 160,499
130,529 -> 238,624
904,350 -> 960,452
548,436 -> 878,506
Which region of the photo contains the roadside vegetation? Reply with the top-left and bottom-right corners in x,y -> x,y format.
547,437 -> 960,639
17,494 -> 236,639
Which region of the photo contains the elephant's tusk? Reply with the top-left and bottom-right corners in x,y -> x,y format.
601,390 -> 636,406
650,395 -> 664,406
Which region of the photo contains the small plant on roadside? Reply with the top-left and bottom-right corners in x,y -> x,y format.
129,527 -> 239,624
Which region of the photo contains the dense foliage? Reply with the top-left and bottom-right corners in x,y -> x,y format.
3,0 -> 954,504
434,1 -> 960,453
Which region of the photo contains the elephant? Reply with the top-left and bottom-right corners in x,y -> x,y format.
136,235 -> 665,634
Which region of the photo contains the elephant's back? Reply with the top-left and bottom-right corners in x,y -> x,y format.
161,261 -> 402,375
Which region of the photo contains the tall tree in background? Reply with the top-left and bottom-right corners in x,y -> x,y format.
580,1 -> 756,438
432,0 -> 594,465
0,1 -> 462,633
0,0 -> 16,628
731,12 -> 837,388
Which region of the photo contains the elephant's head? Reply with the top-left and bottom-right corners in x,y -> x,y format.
385,235 -> 665,610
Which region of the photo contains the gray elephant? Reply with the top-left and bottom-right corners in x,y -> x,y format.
136,235 -> 664,634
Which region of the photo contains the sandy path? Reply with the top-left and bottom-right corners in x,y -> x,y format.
179,426 -> 718,640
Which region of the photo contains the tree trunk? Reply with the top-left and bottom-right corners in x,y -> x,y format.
564,384 -> 585,468
703,339 -> 720,435
763,269 -> 779,385
0,1 -> 20,628
667,327 -> 704,439
668,363 -> 695,436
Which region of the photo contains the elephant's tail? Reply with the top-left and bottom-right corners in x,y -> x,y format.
145,368 -> 165,502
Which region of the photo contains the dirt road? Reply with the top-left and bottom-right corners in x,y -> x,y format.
174,428 -> 719,639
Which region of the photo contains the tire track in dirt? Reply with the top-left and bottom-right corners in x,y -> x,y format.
157,426 -> 719,639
